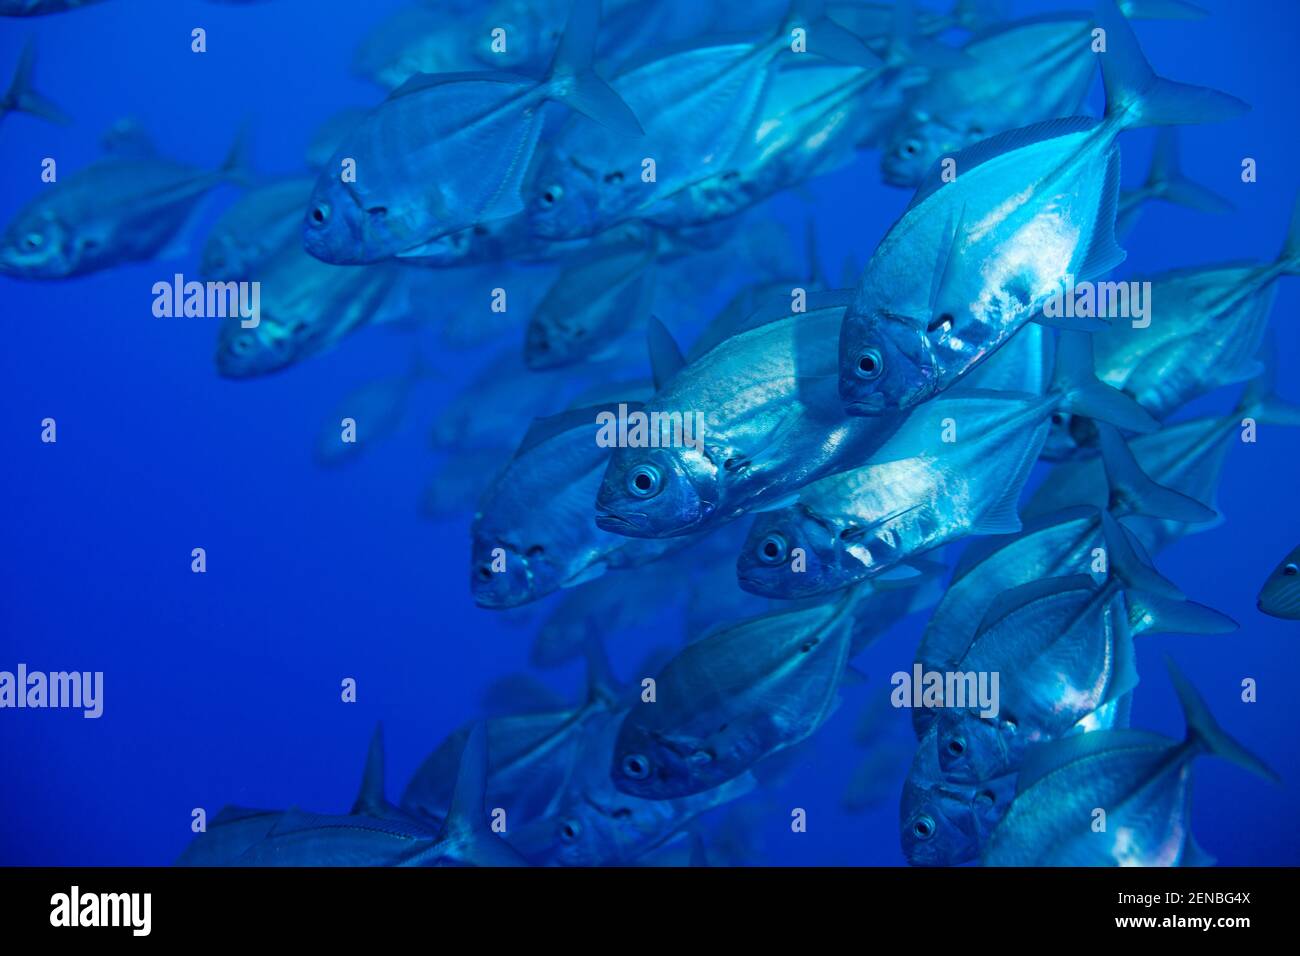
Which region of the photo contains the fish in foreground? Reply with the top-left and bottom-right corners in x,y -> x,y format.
596,299 -> 919,540
736,331 -> 1154,598
915,419 -> 1220,740
0,121 -> 248,279
471,403 -> 695,608
838,0 -> 1248,415
1258,545 -> 1300,620
0,38 -> 69,127
612,582 -> 882,799
303,0 -> 641,264
983,657 -> 1277,866
900,725 -> 1019,867
510,712 -> 756,866
933,511 -> 1236,784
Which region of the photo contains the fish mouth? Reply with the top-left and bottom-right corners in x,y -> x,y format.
595,510 -> 647,534
844,392 -> 889,415
736,572 -> 776,595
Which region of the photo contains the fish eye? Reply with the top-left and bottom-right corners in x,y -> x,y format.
22,231 -> 44,250
526,545 -> 545,557
757,533 -> 788,565
855,348 -> 883,380
559,818 -> 582,843
621,753 -> 651,780
945,736 -> 965,756
902,139 -> 921,157
602,170 -> 624,184
309,202 -> 331,227
627,464 -> 662,499
1050,412 -> 1067,426
366,206 -> 388,219
912,815 -> 936,840
540,185 -> 563,207
231,336 -> 254,355
1285,563 -> 1298,576
476,563 -> 493,581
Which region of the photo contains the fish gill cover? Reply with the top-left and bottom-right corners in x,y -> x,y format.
0,0 -> 1297,872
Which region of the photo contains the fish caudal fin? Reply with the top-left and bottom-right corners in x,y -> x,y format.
3,39 -> 70,127
1097,0 -> 1250,131
1145,128 -> 1234,215
1165,655 -> 1279,783
1051,330 -> 1159,433
785,0 -> 882,70
1240,333 -> 1300,425
544,0 -> 644,138
1097,421 -> 1217,523
1127,591 -> 1238,637
1099,509 -> 1183,600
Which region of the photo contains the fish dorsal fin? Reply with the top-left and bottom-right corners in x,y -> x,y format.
966,436 -> 1042,536
738,287 -> 856,336
975,574 -> 1099,639
906,116 -> 1096,212
101,118 -> 158,159
927,203 -> 968,327
351,722 -> 389,816
438,722 -> 491,844
1015,729 -> 1173,795
646,317 -> 686,391
1077,146 -> 1127,280
514,402 -> 640,458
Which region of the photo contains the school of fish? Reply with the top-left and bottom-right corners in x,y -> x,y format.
4,0 -> 1295,867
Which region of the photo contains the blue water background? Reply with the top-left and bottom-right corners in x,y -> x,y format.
1,0 -> 1297,865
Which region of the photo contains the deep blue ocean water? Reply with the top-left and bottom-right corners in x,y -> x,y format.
1,0 -> 1297,866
